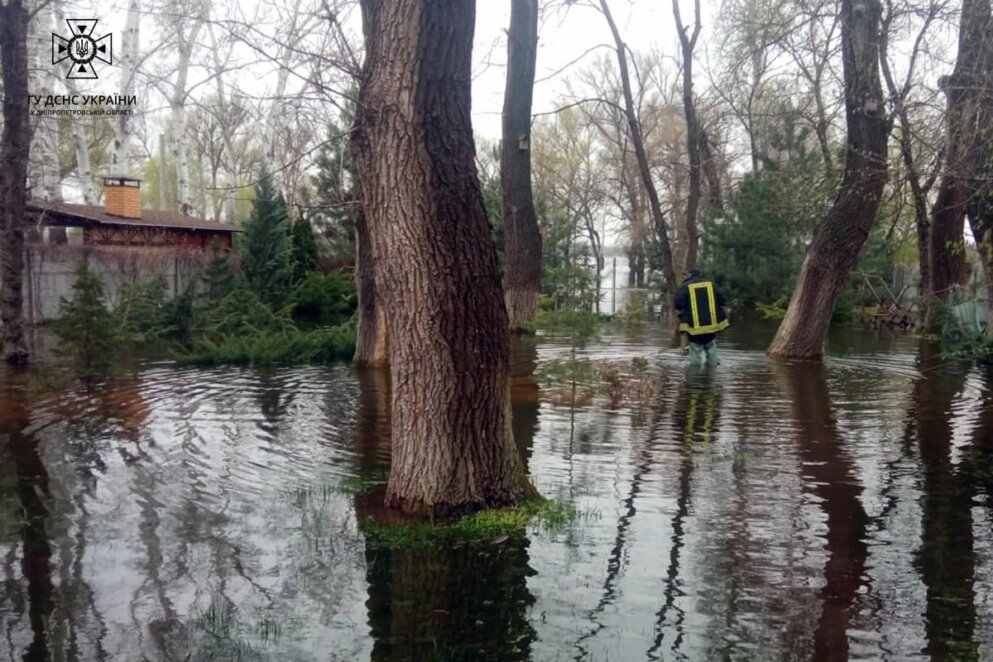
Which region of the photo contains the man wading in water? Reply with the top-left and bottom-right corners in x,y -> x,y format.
675,267 -> 729,366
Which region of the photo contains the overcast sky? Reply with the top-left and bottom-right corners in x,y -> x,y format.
470,1 -> 711,139
60,0 -> 714,139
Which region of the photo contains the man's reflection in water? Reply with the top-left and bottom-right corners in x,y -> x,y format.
353,367 -> 537,662
648,364 -> 722,660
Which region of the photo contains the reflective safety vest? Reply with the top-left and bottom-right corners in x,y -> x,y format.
676,279 -> 729,335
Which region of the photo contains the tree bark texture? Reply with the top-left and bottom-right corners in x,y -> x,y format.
599,0 -> 678,304
1,0 -> 32,364
959,0 -> 993,305
924,0 -> 992,324
927,165 -> 968,318
767,0 -> 888,359
353,209 -> 389,366
352,0 -> 535,515
501,0 -> 541,332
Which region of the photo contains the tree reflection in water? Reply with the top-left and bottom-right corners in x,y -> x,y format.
354,364 -> 538,661
775,360 -> 870,659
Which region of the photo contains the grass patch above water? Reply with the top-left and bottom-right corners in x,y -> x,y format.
362,498 -> 594,550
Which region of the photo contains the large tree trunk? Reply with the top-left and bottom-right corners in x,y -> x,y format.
926,167 -> 968,321
352,0 -> 535,516
111,0 -> 140,173
673,0 -> 703,272
767,0 -> 888,359
353,209 -> 388,366
599,0 -> 678,305
960,0 -> 993,306
924,3 -> 988,328
501,0 -> 541,332
925,0 -> 993,329
1,0 -> 32,364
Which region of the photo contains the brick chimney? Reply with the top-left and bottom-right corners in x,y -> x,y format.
104,175 -> 142,219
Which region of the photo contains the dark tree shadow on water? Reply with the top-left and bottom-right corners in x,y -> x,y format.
906,345 -> 985,661
1,372 -> 53,662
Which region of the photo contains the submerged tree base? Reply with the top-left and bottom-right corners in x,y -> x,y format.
361,498 -> 589,550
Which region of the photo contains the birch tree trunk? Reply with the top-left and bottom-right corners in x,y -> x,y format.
1,0 -> 32,364
111,0 -> 140,173
501,0 -> 541,332
262,0 -> 306,160
170,15 -> 203,214
352,0 -> 535,515
54,6 -> 96,204
28,6 -> 60,202
767,0 -> 888,358
207,22 -> 238,224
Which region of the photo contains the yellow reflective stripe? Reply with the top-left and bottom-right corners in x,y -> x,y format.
706,283 -> 716,324
702,394 -> 715,444
686,393 -> 698,450
679,319 -> 729,335
689,283 -> 703,328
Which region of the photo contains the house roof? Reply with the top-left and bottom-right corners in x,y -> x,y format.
26,201 -> 242,233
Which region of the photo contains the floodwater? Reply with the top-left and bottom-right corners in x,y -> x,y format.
2,320 -> 993,661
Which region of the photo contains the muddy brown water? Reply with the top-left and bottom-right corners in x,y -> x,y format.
2,320 -> 993,661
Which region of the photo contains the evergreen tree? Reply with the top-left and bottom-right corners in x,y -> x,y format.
200,239 -> 235,301
290,215 -> 320,284
310,112 -> 358,259
240,165 -> 293,308
52,259 -> 120,374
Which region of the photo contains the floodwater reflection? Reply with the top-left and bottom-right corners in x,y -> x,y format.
2,322 -> 993,660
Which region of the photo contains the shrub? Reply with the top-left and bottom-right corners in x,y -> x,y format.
172,321 -> 356,366
52,260 -> 121,374
288,272 -> 357,326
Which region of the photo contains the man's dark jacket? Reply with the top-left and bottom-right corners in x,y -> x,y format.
674,271 -> 729,342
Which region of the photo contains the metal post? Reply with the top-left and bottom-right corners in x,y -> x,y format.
612,256 -> 617,314
159,134 -> 167,211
